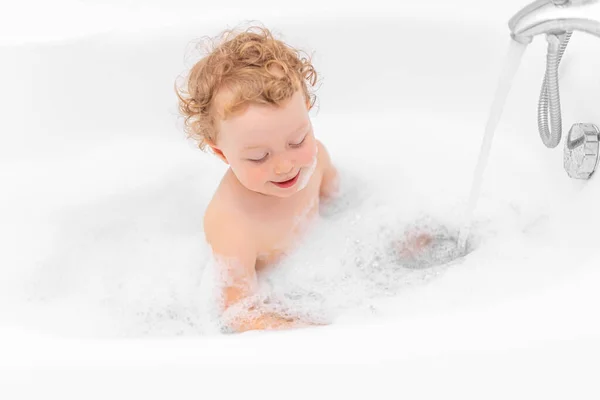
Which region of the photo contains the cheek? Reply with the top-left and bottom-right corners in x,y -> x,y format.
230,156 -> 272,186
299,140 -> 318,164
242,164 -> 271,185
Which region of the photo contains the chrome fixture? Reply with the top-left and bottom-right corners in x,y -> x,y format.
509,0 -> 600,179
564,123 -> 600,179
510,0 -> 600,44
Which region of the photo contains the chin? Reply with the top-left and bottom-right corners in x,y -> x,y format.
244,184 -> 295,198
266,188 -> 298,198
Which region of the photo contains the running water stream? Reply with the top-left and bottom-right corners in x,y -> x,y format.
457,39 -> 529,252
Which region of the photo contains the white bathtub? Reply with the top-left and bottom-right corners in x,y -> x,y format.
2,0 -> 600,398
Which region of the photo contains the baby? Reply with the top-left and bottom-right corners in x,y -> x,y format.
177,25 -> 437,333
176,26 -> 339,332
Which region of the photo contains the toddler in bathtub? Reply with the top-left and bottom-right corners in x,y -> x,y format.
176,25 -> 431,333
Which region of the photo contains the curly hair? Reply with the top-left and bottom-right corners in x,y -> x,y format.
175,25 -> 318,151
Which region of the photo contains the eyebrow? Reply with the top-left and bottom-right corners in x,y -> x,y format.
242,123 -> 309,151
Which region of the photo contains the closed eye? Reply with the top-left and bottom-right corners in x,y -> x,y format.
290,135 -> 307,148
247,153 -> 269,163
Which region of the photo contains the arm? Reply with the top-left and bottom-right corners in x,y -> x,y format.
396,232 -> 433,258
317,140 -> 339,200
204,208 -> 305,333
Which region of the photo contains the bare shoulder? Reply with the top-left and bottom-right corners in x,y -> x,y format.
316,139 -> 333,170
315,139 -> 339,199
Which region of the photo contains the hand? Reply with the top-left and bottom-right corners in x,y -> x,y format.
228,314 -> 326,333
223,308 -> 328,333
396,232 -> 433,258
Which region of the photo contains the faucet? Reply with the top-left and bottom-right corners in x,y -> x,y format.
509,0 -> 600,179
510,0 -> 600,43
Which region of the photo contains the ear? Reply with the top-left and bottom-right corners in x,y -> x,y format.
206,140 -> 229,164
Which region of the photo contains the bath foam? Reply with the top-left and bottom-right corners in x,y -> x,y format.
296,144 -> 319,192
193,168 -> 468,332
1,112 -> 492,339
252,181 -> 465,326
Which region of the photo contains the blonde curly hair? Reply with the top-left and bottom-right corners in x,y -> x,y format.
175,25 -> 318,151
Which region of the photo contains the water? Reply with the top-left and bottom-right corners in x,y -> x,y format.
457,40 -> 529,252
0,33 -> 531,338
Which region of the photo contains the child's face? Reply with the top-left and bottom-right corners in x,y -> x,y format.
213,90 -> 318,198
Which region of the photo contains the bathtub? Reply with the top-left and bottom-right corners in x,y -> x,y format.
2,0 -> 600,398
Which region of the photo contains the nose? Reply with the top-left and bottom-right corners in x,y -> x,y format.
274,157 -> 293,175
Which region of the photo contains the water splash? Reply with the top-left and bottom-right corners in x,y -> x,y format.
457,40 -> 529,252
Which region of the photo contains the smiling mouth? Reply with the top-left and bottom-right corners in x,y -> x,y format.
272,171 -> 300,188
